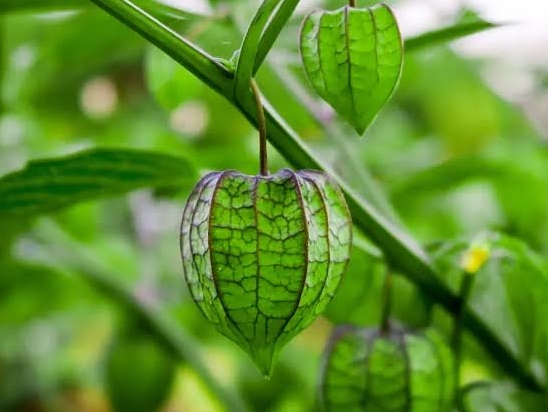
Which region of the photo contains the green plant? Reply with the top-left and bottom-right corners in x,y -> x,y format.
1,0 -> 548,411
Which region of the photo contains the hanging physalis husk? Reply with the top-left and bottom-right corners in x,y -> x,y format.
319,325 -> 456,411
180,169 -> 352,376
300,4 -> 403,135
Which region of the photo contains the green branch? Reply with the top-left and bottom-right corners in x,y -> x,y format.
89,0 -> 233,97
234,0 -> 300,103
88,0 -> 543,393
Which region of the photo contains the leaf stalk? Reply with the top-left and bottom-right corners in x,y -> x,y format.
250,79 -> 269,175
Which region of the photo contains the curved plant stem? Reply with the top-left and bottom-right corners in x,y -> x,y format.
250,79 -> 269,175
253,0 -> 300,75
89,0 -> 544,393
233,0 -> 281,105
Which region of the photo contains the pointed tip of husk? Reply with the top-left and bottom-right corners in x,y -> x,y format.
249,345 -> 277,378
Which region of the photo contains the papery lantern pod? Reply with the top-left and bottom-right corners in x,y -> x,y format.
319,325 -> 456,412
300,3 -> 403,135
180,169 -> 352,376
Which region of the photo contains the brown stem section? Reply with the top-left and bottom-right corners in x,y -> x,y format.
380,268 -> 392,333
250,79 -> 268,175
349,0 -> 356,7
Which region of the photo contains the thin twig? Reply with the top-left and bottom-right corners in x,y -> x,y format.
250,79 -> 268,175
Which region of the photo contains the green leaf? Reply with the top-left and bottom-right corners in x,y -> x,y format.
460,382 -> 548,412
9,10 -> 145,107
300,4 -> 403,135
252,0 -> 300,74
233,0 -> 299,104
0,148 -> 196,218
405,12 -> 499,52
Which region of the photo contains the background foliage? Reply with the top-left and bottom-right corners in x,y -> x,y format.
1,0 -> 548,411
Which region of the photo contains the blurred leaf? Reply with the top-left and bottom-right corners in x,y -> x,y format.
4,11 -> 144,109
390,155 -> 509,198
459,381 -> 548,412
146,45 -> 204,110
232,0 -> 287,105
405,13 -> 499,52
0,259 -> 97,327
0,148 -> 196,218
105,334 -> 176,412
325,234 -> 432,329
17,219 -> 250,411
395,49 -> 517,157
391,149 -> 548,248
432,233 -> 548,389
0,0 -> 84,13
324,240 -> 385,326
300,4 -> 403,135
0,0 -> 207,17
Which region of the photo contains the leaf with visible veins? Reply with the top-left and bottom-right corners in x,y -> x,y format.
300,4 -> 403,135
319,326 -> 456,412
180,169 -> 352,375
